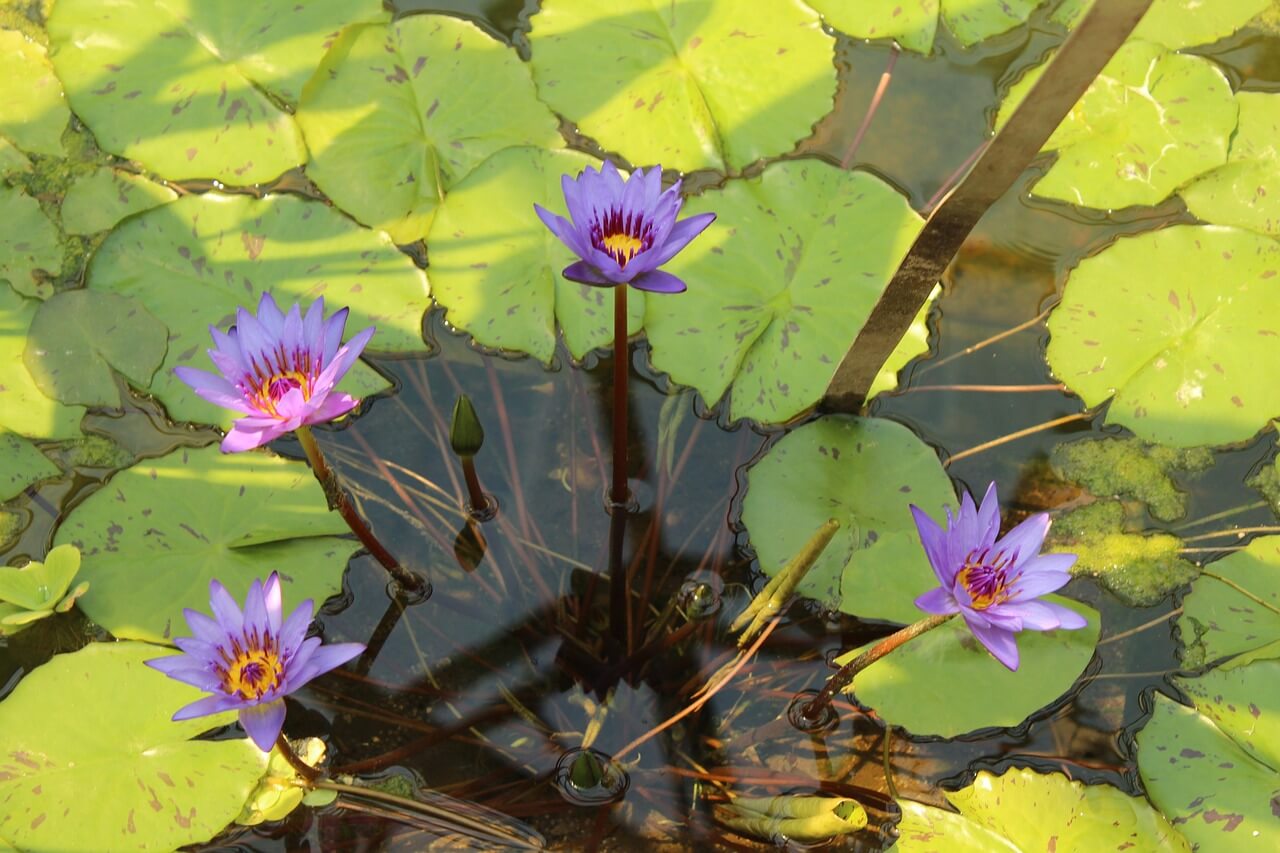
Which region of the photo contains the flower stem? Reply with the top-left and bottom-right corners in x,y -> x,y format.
611,284 -> 630,505
460,456 -> 488,517
296,425 -> 427,596
798,613 -> 955,725
274,731 -> 319,784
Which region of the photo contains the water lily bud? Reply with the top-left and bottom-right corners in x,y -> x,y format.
450,394 -> 485,457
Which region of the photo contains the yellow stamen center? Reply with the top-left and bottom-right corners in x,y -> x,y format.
602,232 -> 644,263
955,549 -> 1019,611
223,647 -> 285,700
253,369 -> 312,416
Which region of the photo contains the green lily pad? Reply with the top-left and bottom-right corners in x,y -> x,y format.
85,192 -> 429,427
0,184 -> 62,299
740,415 -> 954,624
647,159 -> 923,424
51,444 -> 361,643
46,0 -> 388,184
1050,437 -> 1212,523
0,432 -> 56,502
1054,0 -> 1270,49
0,543 -> 85,636
0,29 -> 68,156
60,168 -> 178,236
0,642 -> 267,851
1177,535 -> 1280,669
236,738 -> 328,826
1047,500 -> 1197,608
0,283 -> 85,440
810,0 -> 1041,54
297,15 -> 561,244
23,290 -> 168,408
997,40 -> 1235,210
0,139 -> 31,177
894,767 -> 1189,852
1138,663 -> 1280,851
427,146 -> 645,362
1181,92 -> 1280,236
1047,225 -> 1280,447
527,0 -> 837,174
838,597 -> 1099,737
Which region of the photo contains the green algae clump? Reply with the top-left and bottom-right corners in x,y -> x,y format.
1051,437 -> 1212,522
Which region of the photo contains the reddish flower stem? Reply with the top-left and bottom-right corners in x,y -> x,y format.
274,731 -> 320,783
460,456 -> 487,516
296,425 -> 426,596
799,613 -> 955,724
611,284 -> 630,505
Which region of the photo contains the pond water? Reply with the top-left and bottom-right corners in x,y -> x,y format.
3,0 -> 1280,850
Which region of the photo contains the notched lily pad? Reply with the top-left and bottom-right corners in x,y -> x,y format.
1181,91 -> 1280,236
810,0 -> 1041,54
0,184 -> 62,300
85,192 -> 429,427
0,282 -> 86,440
997,40 -> 1235,210
51,444 -> 361,643
47,0 -> 388,183
0,543 -> 87,636
427,146 -> 645,362
647,159 -> 924,425
895,767 -> 1189,852
0,432 -> 57,502
1050,437 -> 1212,523
0,28 -> 69,156
1176,535 -> 1280,669
1047,225 -> 1280,448
740,415 -> 955,624
0,642 -> 268,851
298,15 -> 561,244
839,596 -> 1099,737
23,290 -> 168,407
1139,662 -> 1280,851
527,0 -> 837,174
1047,500 -> 1197,608
60,168 -> 178,236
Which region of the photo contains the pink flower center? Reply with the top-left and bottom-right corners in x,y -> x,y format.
591,208 -> 655,267
956,548 -> 1020,610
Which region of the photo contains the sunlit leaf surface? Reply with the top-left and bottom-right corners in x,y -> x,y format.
527,0 -> 836,173
647,160 -> 923,424
809,0 -> 1041,53
741,415 -> 954,624
0,433 -> 56,502
298,15 -> 561,244
0,185 -> 62,300
1181,91 -> 1280,236
997,41 -> 1235,210
85,193 -> 429,427
0,29 -> 69,156
47,0 -> 387,183
1047,225 -> 1280,447
1177,535 -> 1280,669
0,283 -> 85,440
60,168 -> 177,236
1054,0 -> 1270,49
896,768 -> 1189,851
52,445 -> 359,643
0,643 -> 267,851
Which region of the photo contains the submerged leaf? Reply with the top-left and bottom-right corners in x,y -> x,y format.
1050,437 -> 1212,522
51,444 -> 360,643
0,643 -> 267,851
527,0 -> 837,173
647,160 -> 923,424
1047,225 -> 1280,447
298,15 -> 561,243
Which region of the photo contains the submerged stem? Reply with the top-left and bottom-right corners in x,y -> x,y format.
799,614 -> 955,725
296,425 -> 427,596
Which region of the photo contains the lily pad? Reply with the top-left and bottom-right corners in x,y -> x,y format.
0,283 -> 86,440
1181,91 -> 1280,236
297,15 -> 561,244
527,0 -> 837,174
85,192 -> 429,427
0,543 -> 86,636
46,0 -> 388,184
894,767 -> 1189,852
60,168 -> 178,236
809,0 -> 1041,54
1047,225 -> 1280,447
427,146 -> 645,362
51,444 -> 361,643
0,642 -> 267,851
647,159 -> 923,424
838,596 -> 1099,736
0,139 -> 31,176
996,40 -> 1235,210
23,290 -> 168,408
740,415 -> 955,624
1138,663 -> 1280,851
0,432 -> 56,502
1054,0 -> 1270,50
1176,535 -> 1280,669
0,29 -> 68,156
0,184 -> 62,299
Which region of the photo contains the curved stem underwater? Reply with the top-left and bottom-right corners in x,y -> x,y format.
296,425 -> 427,596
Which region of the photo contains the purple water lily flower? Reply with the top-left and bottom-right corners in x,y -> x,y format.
911,482 -> 1086,671
534,161 -> 715,294
146,573 -> 364,751
174,292 -> 374,453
